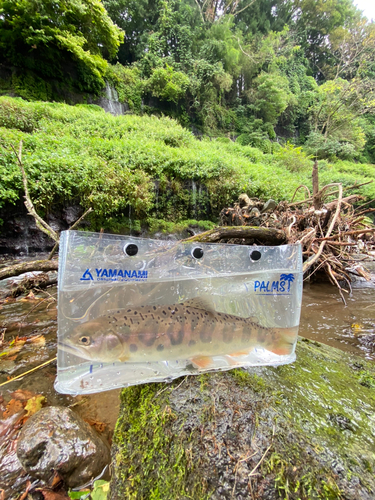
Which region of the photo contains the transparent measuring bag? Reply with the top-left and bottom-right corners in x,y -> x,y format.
55,230 -> 303,395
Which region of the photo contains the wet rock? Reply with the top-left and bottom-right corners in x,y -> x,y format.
62,205 -> 83,226
261,199 -> 277,213
0,202 -> 59,254
17,407 -> 110,488
0,413 -> 33,500
110,339 -> 375,500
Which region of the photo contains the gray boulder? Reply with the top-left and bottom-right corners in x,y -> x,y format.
17,407 -> 110,488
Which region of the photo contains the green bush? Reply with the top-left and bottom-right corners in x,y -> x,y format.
146,65 -> 190,104
0,97 -> 43,132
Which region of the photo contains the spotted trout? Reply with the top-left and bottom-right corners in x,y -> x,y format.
61,298 -> 297,368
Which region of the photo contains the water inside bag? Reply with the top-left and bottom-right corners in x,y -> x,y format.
55,231 -> 303,395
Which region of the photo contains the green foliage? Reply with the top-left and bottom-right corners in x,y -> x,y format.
10,72 -> 53,102
68,480 -> 109,500
273,142 -> 313,172
0,0 -> 124,93
305,132 -> 358,161
249,72 -> 294,125
305,77 -> 375,159
146,65 -> 190,103
0,97 -> 43,132
1,97 -> 374,227
105,64 -> 144,110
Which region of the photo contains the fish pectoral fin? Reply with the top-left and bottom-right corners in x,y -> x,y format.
190,356 -> 214,369
268,346 -> 293,356
228,350 -> 251,357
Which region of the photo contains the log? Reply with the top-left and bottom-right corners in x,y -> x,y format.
182,226 -> 287,244
0,260 -> 58,280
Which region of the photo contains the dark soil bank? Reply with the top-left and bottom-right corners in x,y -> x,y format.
110,338 -> 375,500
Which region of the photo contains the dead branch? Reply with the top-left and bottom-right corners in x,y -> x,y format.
316,228 -> 375,241
0,273 -> 57,299
288,180 -> 372,208
303,183 -> 343,273
312,160 -> 320,209
48,206 -> 93,260
10,141 -> 59,243
0,260 -> 58,280
290,185 -> 311,203
182,226 -> 287,245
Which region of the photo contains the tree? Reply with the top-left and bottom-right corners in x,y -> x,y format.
290,0 -> 361,80
328,19 -> 375,80
305,77 -> 375,158
0,0 -> 124,91
102,0 -> 160,64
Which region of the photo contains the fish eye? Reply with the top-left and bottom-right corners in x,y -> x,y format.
79,336 -> 91,345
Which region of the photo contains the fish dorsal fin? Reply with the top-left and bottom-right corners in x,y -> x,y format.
183,297 -> 217,313
247,316 -> 258,323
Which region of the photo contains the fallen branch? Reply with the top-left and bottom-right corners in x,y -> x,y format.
315,228 -> 375,241
182,226 -> 287,245
0,260 -> 58,280
0,357 -> 57,387
10,141 -> 59,243
288,180 -> 372,207
48,206 -> 93,260
1,274 -> 57,299
290,185 -> 311,203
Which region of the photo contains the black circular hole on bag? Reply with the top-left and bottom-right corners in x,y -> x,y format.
250,250 -> 261,261
192,247 -> 204,259
125,244 -> 138,256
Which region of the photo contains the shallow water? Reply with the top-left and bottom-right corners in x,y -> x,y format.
301,280 -> 375,361
0,281 -> 120,437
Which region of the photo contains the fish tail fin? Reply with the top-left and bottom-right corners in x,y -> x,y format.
269,326 -> 298,356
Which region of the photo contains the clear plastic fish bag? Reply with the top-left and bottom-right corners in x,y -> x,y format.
55,230 -> 303,394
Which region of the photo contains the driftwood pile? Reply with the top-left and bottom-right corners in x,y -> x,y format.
216,182 -> 375,303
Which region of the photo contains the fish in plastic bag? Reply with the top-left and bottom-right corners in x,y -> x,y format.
55,231 -> 302,394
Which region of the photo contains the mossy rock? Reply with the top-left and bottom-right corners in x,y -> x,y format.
110,339 -> 375,499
